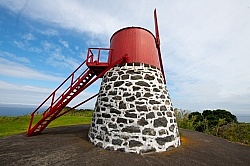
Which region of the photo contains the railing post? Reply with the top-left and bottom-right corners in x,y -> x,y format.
97,49 -> 100,64
50,92 -> 55,111
27,113 -> 34,135
71,73 -> 74,87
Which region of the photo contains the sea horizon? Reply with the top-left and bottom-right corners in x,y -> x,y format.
0,104 -> 249,123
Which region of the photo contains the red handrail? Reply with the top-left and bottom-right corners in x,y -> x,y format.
27,56 -> 92,132
27,48 -> 114,133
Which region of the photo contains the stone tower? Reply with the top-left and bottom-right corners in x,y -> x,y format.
88,27 -> 180,154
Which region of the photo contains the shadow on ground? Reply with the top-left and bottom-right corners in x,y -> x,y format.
0,125 -> 249,166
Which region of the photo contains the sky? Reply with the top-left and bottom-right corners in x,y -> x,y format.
0,0 -> 250,116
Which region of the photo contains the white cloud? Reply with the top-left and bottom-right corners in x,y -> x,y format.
1,0 -> 250,115
0,81 -> 97,108
0,57 -> 64,82
46,50 -> 80,70
40,29 -> 58,36
41,40 -> 53,51
59,39 -> 69,48
13,40 -> 26,49
23,33 -> 36,40
13,40 -> 42,53
0,51 -> 30,63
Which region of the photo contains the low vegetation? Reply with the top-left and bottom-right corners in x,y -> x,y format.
0,108 -> 93,138
175,108 -> 250,145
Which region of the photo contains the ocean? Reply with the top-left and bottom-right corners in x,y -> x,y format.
0,105 -> 249,123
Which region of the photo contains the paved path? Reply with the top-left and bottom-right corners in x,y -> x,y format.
0,125 -> 249,166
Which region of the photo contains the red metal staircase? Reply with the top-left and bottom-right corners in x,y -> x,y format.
27,48 -> 127,136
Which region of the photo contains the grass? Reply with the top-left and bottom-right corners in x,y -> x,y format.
0,115 -> 92,138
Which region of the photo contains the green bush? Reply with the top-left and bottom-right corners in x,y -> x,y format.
175,108 -> 249,145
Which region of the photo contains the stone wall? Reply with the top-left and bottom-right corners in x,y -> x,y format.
88,62 -> 180,154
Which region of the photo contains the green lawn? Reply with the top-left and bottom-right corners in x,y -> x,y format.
0,115 -> 92,138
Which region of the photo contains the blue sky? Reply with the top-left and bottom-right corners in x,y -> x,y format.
0,0 -> 250,116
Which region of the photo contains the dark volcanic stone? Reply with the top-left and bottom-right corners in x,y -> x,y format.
101,126 -> 108,133
105,85 -> 111,90
156,135 -> 174,145
110,108 -> 121,114
102,113 -> 111,118
144,93 -> 153,97
121,74 -> 129,80
165,100 -> 170,105
135,81 -> 150,87
153,88 -> 160,92
108,123 -> 117,129
117,118 -> 127,123
110,76 -> 118,81
144,74 -> 155,80
169,124 -> 175,132
96,106 -> 100,112
136,105 -> 148,112
160,94 -> 165,99
126,70 -> 140,74
158,129 -> 166,135
166,112 -> 173,117
112,139 -> 123,146
160,105 -> 167,111
122,126 -> 140,133
119,101 -> 126,109
123,92 -> 131,97
146,112 -> 155,119
101,97 -> 109,102
132,86 -> 141,91
112,96 -> 122,100
90,133 -> 94,139
125,112 -> 137,118
136,92 -> 141,97
105,137 -> 110,142
131,75 -> 143,80
96,119 -> 103,124
157,78 -> 163,83
108,91 -> 117,95
129,140 -> 143,147
154,117 -> 167,127
118,71 -> 124,75
142,128 -> 156,136
137,117 -> 148,126
126,96 -> 135,102
114,81 -> 124,87
125,82 -> 132,86
157,112 -> 162,116
149,100 -> 161,104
